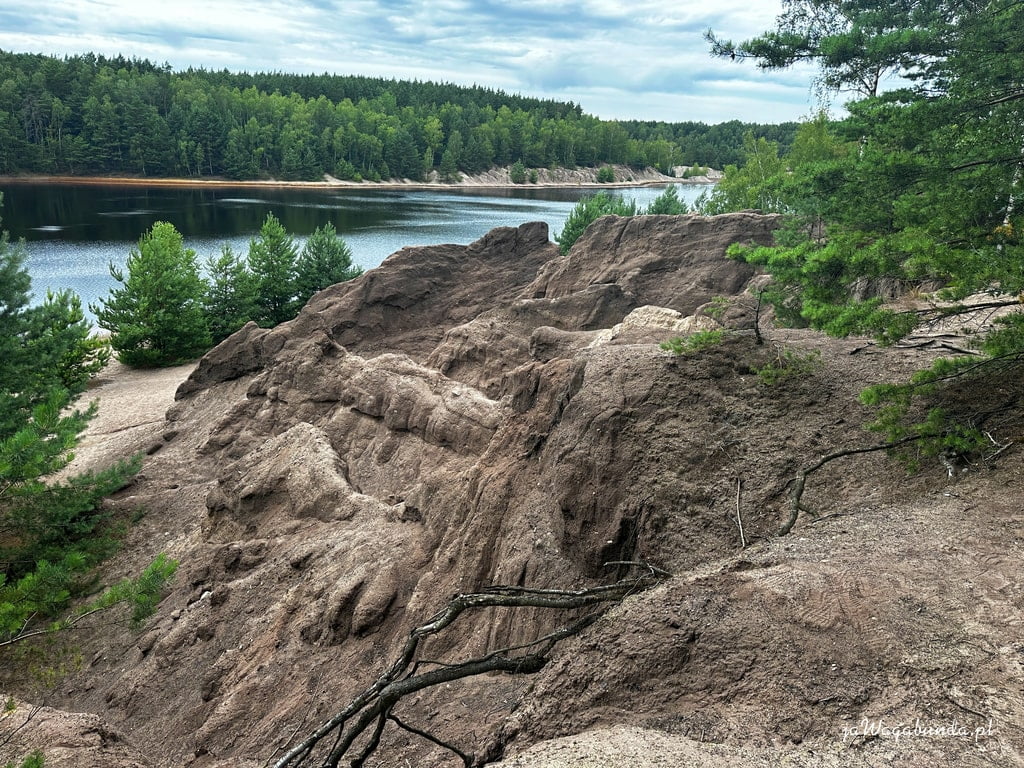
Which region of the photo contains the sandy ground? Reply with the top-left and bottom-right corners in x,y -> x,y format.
67,359 -> 197,476
0,165 -> 715,192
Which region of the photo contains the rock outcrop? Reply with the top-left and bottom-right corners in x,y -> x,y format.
26,213 -> 1023,768
177,221 -> 558,396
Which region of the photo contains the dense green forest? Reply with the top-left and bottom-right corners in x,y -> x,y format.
0,50 -> 796,181
616,119 -> 797,169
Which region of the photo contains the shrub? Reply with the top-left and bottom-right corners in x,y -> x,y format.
596,165 -> 616,183
660,329 -> 727,355
4,749 -> 44,768
754,346 -> 823,385
702,295 -> 731,320
555,192 -> 638,254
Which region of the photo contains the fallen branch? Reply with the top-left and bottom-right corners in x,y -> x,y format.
943,691 -> 990,722
779,435 -> 923,536
271,569 -> 668,768
936,342 -> 984,356
602,560 -> 673,578
889,338 -> 983,356
388,713 -> 473,768
734,476 -> 747,548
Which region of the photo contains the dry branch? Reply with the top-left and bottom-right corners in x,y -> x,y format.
271,570 -> 667,768
734,476 -> 746,548
0,701 -> 43,753
779,435 -> 922,536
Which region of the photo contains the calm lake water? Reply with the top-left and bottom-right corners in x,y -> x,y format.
0,182 -> 712,321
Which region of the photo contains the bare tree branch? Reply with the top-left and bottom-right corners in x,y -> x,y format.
270,572 -> 667,768
0,702 -> 44,752
389,712 -> 474,767
779,435 -> 923,535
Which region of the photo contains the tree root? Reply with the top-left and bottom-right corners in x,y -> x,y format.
270,568 -> 668,767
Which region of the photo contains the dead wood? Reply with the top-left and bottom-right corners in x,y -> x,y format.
270,570 -> 667,768
779,435 -> 922,536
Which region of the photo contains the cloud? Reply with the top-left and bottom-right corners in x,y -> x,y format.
0,0 -> 819,122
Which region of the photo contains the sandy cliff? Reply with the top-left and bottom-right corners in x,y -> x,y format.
3,213 -> 1021,768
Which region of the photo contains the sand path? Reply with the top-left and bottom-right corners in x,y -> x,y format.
67,360 -> 197,475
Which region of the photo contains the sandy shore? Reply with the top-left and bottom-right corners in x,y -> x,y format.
0,168 -> 716,192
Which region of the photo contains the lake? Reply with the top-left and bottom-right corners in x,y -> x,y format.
0,182 -> 712,321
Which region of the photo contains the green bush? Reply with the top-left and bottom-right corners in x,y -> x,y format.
596,165 -> 616,183
754,346 -> 823,385
702,296 -> 731,320
660,329 -> 727,355
555,192 -> 638,254
4,749 -> 44,768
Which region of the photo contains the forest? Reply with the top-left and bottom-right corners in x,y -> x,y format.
0,50 -> 796,181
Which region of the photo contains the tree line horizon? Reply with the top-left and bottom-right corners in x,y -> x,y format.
0,50 -> 796,183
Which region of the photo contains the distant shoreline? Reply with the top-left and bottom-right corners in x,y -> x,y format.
0,172 -> 716,193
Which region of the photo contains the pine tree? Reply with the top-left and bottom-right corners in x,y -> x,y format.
92,222 -> 211,367
509,160 -> 527,184
439,130 -> 463,182
204,244 -> 257,343
555,192 -> 638,254
0,212 -> 108,437
0,198 -> 172,649
644,185 -> 687,215
295,223 -> 362,307
248,213 -> 300,327
708,0 -> 1024,457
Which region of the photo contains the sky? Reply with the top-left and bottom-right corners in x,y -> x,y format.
0,0 -> 823,124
